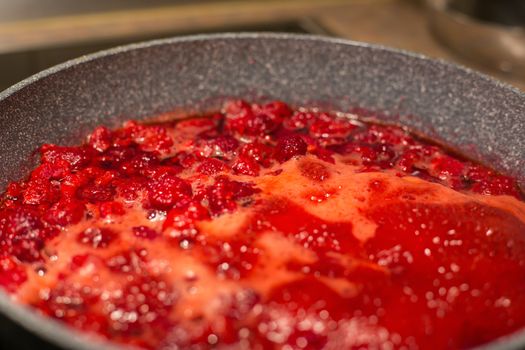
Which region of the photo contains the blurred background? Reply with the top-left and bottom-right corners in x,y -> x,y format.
0,0 -> 524,91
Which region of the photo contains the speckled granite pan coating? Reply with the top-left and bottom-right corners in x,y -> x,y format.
0,33 -> 523,350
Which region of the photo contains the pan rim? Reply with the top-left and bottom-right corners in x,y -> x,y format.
0,32 -> 523,350
1,32 -> 524,103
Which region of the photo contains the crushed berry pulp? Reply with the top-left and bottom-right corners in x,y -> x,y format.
0,100 -> 524,350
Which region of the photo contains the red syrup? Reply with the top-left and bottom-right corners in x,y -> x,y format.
0,100 -> 523,349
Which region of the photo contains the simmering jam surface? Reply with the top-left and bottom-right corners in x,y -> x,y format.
0,100 -> 524,349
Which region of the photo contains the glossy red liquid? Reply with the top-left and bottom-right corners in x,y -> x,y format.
0,100 -> 524,349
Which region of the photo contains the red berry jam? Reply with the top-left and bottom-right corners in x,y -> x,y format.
0,100 -> 524,349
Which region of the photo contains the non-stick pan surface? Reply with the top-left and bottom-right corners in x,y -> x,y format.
0,33 -> 523,350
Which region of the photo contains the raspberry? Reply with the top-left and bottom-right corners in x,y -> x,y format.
465,165 -> 521,198
78,183 -> 115,203
204,239 -> 259,279
88,126 -> 112,152
232,156 -> 260,176
45,200 -> 85,226
132,226 -> 158,240
5,182 -> 23,200
97,145 -> 137,168
163,200 -> 210,244
114,177 -> 147,201
31,161 -> 70,182
106,248 -> 148,273
311,147 -> 335,164
308,115 -> 356,145
0,207 -> 54,262
338,143 -> 396,169
353,124 -> 414,146
0,257 -> 27,292
223,100 -> 252,118
467,164 -> 493,182
274,135 -> 308,163
119,152 -> 160,177
397,148 -> 425,173
69,253 -> 94,271
98,201 -> 125,218
40,144 -> 90,170
37,281 -> 106,333
270,277 -> 348,314
432,155 -> 465,178
239,142 -> 273,167
147,173 -> 192,210
205,177 -> 260,216
22,179 -> 59,205
471,174 -> 521,198
60,172 -> 91,199
173,151 -> 200,169
260,277 -> 346,346
224,100 -> 283,136
261,100 -> 292,119
197,158 -> 228,176
128,123 -> 174,154
284,111 -> 316,130
93,169 -> 118,186
197,135 -> 239,159
108,276 -> 177,335
77,227 -> 117,248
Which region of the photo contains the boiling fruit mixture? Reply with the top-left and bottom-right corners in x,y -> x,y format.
0,100 -> 524,349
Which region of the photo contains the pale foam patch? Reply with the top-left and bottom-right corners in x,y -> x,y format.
253,156 -> 380,241
253,155 -> 525,243
197,207 -> 251,240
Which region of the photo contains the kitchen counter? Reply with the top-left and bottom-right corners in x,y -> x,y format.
0,0 -> 522,91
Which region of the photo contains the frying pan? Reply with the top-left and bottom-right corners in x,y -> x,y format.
0,33 -> 523,350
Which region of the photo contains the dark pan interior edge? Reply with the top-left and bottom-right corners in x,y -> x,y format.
0,32 -> 523,350
3,32 -> 525,102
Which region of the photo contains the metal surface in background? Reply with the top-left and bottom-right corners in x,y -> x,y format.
427,0 -> 525,78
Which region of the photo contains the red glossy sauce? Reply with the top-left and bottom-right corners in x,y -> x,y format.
0,100 -> 524,349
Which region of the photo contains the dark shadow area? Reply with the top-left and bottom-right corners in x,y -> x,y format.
0,19 -> 332,91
